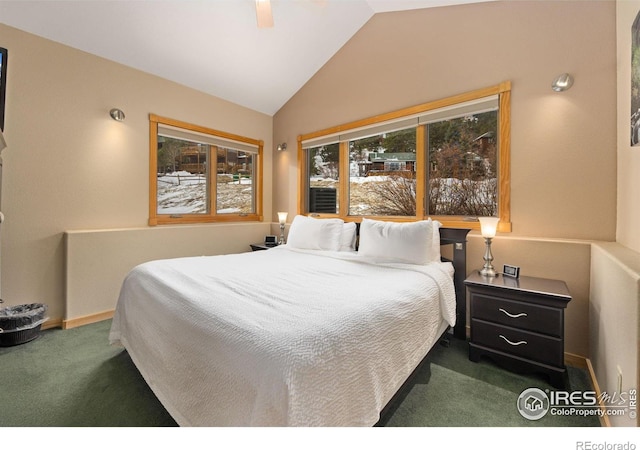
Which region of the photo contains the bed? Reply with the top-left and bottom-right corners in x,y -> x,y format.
109,216 -> 470,426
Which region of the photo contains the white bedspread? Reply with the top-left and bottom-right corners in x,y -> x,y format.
109,246 -> 455,426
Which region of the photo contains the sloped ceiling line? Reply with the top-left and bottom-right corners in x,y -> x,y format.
0,0 -> 491,115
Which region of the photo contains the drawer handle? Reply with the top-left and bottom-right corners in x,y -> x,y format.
498,308 -> 527,319
499,335 -> 527,346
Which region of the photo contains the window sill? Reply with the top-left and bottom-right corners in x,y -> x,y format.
149,214 -> 263,226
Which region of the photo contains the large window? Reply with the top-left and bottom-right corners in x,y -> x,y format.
298,83 -> 511,231
149,115 -> 263,225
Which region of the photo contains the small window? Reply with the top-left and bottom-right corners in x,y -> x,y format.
149,115 -> 263,225
307,142 -> 339,214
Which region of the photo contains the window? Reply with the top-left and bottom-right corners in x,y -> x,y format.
427,110 -> 498,217
149,115 -> 263,225
298,82 -> 511,231
348,128 -> 416,217
307,142 -> 340,214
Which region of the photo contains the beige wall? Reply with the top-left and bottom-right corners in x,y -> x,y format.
585,0 -> 640,426
275,1 -> 617,240
0,24 -> 274,323
273,1 -> 617,357
590,242 -> 639,427
65,223 -> 271,324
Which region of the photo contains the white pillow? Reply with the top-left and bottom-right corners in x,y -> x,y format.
357,218 -> 436,265
339,222 -> 357,252
286,215 -> 344,251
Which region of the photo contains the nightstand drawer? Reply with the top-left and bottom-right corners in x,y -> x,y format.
471,319 -> 563,367
471,294 -> 562,337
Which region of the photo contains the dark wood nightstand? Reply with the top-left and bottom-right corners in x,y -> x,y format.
250,243 -> 278,251
465,271 -> 572,388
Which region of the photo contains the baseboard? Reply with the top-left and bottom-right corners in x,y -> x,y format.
585,357 -> 611,427
62,310 -> 115,330
565,352 -> 588,369
564,352 -> 610,427
42,318 -> 63,330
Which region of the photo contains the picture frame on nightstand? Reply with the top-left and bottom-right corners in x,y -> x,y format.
503,264 -> 520,278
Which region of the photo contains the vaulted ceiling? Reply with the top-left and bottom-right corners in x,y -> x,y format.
0,0 -> 491,115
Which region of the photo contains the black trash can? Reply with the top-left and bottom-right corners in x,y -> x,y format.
0,303 -> 48,347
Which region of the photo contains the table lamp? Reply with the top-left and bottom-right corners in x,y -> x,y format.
479,216 -> 499,277
277,212 -> 288,245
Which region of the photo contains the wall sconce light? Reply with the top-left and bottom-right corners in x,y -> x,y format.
109,108 -> 125,121
277,212 -> 288,244
277,143 -> 287,151
551,73 -> 574,92
478,216 -> 499,278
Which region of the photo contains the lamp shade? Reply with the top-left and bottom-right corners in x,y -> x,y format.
478,217 -> 499,238
277,212 -> 288,225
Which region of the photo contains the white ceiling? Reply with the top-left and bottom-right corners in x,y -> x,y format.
0,0 -> 490,115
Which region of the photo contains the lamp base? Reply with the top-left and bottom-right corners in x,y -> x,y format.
479,268 -> 498,278
480,237 -> 497,278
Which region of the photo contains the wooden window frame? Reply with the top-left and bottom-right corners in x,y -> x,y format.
149,114 -> 263,226
297,82 -> 512,233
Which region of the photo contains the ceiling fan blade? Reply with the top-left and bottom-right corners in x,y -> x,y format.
255,0 -> 274,28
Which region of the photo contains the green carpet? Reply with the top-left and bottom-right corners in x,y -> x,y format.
0,320 -> 599,427
0,320 -> 176,427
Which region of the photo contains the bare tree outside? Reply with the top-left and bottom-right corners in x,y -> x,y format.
158,137 -> 191,174
367,175 -> 417,216
428,111 -> 498,216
